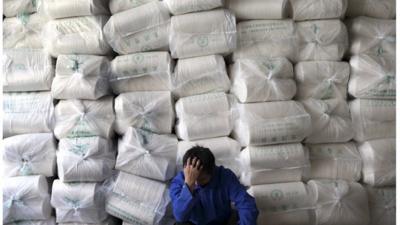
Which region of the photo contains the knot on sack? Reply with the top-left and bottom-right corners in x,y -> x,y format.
5,195 -> 24,208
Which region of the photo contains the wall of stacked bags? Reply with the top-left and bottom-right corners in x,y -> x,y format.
2,0 -> 395,225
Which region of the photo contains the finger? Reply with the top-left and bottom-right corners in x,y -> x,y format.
190,157 -> 195,166
199,165 -> 203,171
195,160 -> 201,169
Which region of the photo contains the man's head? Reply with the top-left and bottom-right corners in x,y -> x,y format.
183,146 -> 215,185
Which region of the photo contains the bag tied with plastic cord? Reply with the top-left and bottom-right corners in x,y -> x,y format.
3,0 -> 38,17
290,0 -> 347,21
346,0 -> 396,19
366,187 -> 395,225
42,0 -> 109,19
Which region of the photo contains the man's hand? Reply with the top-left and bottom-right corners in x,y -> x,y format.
184,157 -> 202,193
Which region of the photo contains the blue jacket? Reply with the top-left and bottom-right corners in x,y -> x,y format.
169,166 -> 259,225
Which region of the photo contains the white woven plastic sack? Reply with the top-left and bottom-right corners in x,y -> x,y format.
175,92 -> 232,141
358,138 -> 395,187
230,57 -> 296,103
110,52 -> 172,94
305,142 -> 362,181
105,172 -> 170,225
290,0 -> 347,21
248,182 -> 312,225
57,136 -> 115,182
3,175 -> 51,223
43,16 -> 111,57
170,9 -> 237,59
51,180 -> 107,223
296,20 -> 348,62
240,144 -> 308,186
347,17 -> 396,57
104,1 -> 170,55
42,0 -> 109,19
114,91 -> 174,135
347,0 -> 396,19
165,0 -> 223,15
54,96 -> 115,139
5,217 -> 57,225
232,100 -> 311,146
3,92 -> 54,138
350,99 -> 395,142
3,49 -> 54,92
366,187 -> 395,225
177,137 -> 241,176
3,0 -> 38,17
3,13 -> 48,49
307,180 -> 370,225
348,54 -> 395,99
295,61 -> 350,100
172,55 -> 230,99
60,217 -> 120,225
301,99 -> 353,143
226,0 -> 287,20
52,54 -> 110,100
116,127 -> 177,181
3,133 -> 56,177
109,0 -> 157,14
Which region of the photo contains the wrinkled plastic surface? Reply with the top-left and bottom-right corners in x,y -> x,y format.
52,54 -> 111,100
3,175 -> 52,223
230,57 -> 296,103
43,16 -> 111,57
114,91 -> 174,135
290,0 -> 347,21
57,136 -> 115,182
110,52 -> 172,94
116,127 -> 178,181
302,99 -> 354,143
358,138 -> 395,187
3,92 -> 54,138
175,92 -> 232,141
4,0 -> 38,17
3,48 -> 54,92
5,217 -> 56,225
170,9 -> 237,59
366,187 -> 395,225
295,61 -> 350,100
172,55 -> 230,99
104,1 -> 170,55
227,0 -> 287,20
165,0 -> 223,15
346,0 -> 396,19
42,0 -> 109,19
109,0 -> 157,14
54,96 -> 115,139
350,99 -> 395,142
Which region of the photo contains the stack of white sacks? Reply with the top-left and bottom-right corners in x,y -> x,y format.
3,1 -> 56,224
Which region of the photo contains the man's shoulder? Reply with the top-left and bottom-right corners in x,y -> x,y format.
217,166 -> 238,182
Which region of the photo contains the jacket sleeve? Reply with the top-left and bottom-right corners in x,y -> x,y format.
169,173 -> 199,222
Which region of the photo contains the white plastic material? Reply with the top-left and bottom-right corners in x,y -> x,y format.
307,180 -> 370,225
233,20 -> 297,62
51,180 -> 107,223
232,100 -> 311,146
42,0 -> 109,19
348,54 -> 395,99
58,217 -> 120,225
116,127 -> 177,181
3,13 -> 48,49
346,0 -> 396,19
57,136 -> 115,182
290,0 -> 347,21
104,1 -> 170,55
172,55 -> 230,99
165,0 -> 223,15
3,133 -> 56,177
105,172 -> 170,225
306,142 -> 362,181
366,187 -> 395,225
176,137 -> 241,176
3,0 -> 38,17
230,57 -> 296,103
54,96 -> 115,139
42,16 -> 111,57
295,61 -> 350,100
3,49 -> 54,92
51,54 -> 110,100
296,20 -> 348,62
347,17 -> 396,57
175,92 -> 232,141
170,9 -> 237,59
358,139 -> 395,187
3,92 -> 54,138
110,52 -> 172,94
226,0 -> 287,20
114,91 -> 174,135
109,0 -> 157,14
3,175 -> 51,223
5,217 -> 56,225
349,99 -> 395,142
301,99 -> 353,143
240,144 -> 308,186
248,182 -> 312,225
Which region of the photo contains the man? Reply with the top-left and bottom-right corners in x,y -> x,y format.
170,146 -> 259,225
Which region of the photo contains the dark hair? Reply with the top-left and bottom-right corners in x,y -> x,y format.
182,146 -> 215,175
